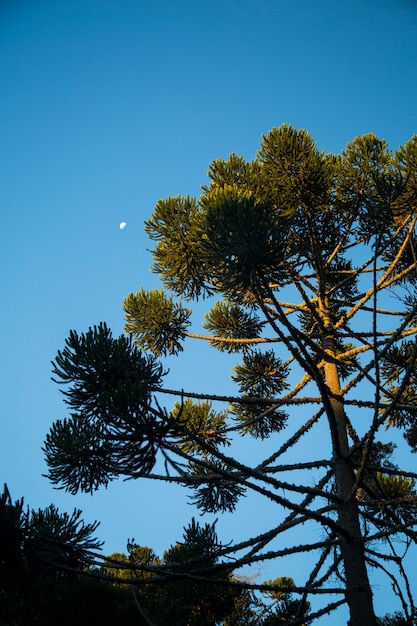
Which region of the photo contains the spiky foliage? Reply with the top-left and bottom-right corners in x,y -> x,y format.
50,321 -> 163,418
158,518 -> 238,626
381,340 -> 417,432
144,195 -> 208,299
43,323 -> 168,494
43,415 -> 114,494
261,577 -> 311,625
231,350 -> 289,438
377,613 -> 411,626
203,300 -> 265,352
104,546 -> 160,585
201,186 -> 290,299
102,518 -> 244,626
358,472 -> 417,528
123,288 -> 192,356
171,399 -> 230,455
164,517 -> 222,569
45,126 -> 417,625
0,484 -> 101,580
187,459 -> 246,513
26,505 -> 102,575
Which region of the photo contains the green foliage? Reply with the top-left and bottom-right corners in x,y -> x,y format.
172,398 -> 230,455
200,185 -> 289,299
156,518 -> 238,626
263,575 -> 296,601
392,134 -> 417,216
43,415 -> 114,494
261,596 -> 311,626
124,288 -> 192,356
381,340 -> 417,448
203,152 -> 262,194
1,488 -> 248,626
102,518 -> 242,626
335,133 -> 392,232
187,459 -> 246,513
203,300 -> 265,352
352,440 -> 397,473
51,321 -> 163,419
232,350 -> 289,396
260,576 -> 311,625
257,124 -> 331,217
104,545 -> 159,584
44,323 -> 168,494
129,544 -> 159,575
164,517 -> 221,568
26,504 -> 102,574
353,442 -> 417,531
324,258 -> 358,301
144,195 -> 208,299
358,472 -> 417,527
231,350 -> 289,438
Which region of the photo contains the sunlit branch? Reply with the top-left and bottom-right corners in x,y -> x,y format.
362,332 -> 417,436
324,208 -> 357,267
354,234 -> 384,493
339,302 -> 417,398
337,216 -> 417,332
185,331 -> 281,345
286,267 -> 325,329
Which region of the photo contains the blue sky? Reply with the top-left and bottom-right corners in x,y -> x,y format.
1,0 -> 417,621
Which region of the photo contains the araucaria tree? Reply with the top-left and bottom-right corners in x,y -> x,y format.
44,125 -> 417,625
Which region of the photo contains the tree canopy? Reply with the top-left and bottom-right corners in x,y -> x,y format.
43,124 -> 417,625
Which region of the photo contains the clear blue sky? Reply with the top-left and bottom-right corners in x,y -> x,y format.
1,0 -> 417,621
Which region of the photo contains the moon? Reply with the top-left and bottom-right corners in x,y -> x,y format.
119,222 -> 127,230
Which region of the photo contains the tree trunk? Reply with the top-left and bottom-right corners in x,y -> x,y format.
321,314 -> 377,625
333,454 -> 376,626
